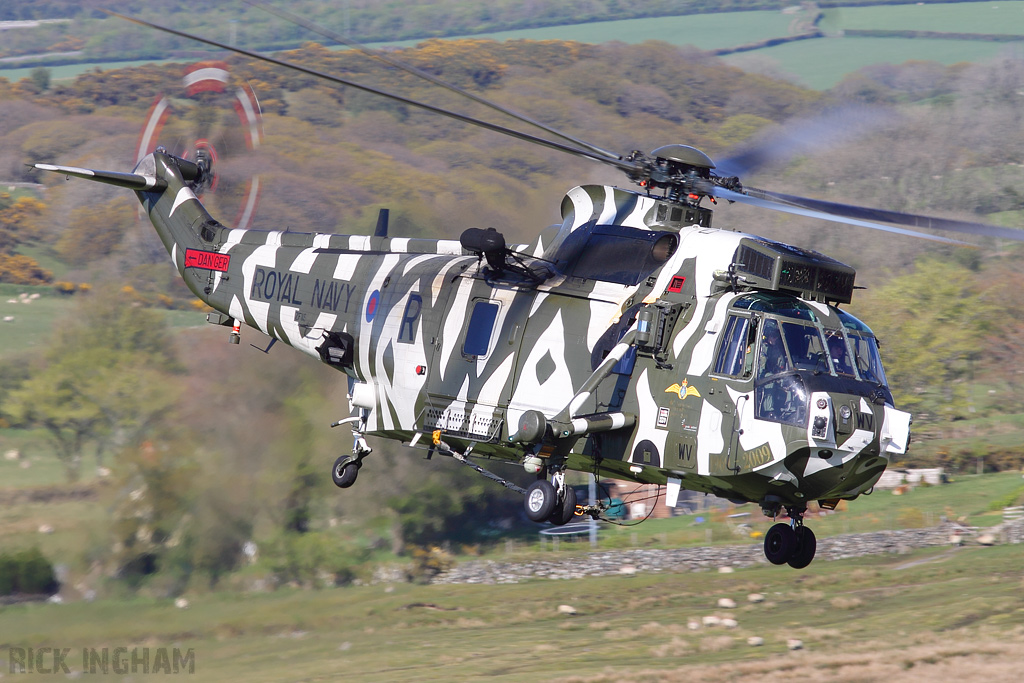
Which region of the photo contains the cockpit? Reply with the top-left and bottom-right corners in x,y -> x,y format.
713,293 -> 891,428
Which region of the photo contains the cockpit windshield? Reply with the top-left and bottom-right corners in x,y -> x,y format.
838,308 -> 888,387
779,320 -> 827,373
756,318 -> 790,379
747,307 -> 886,386
724,295 -> 892,427
848,332 -> 887,386
733,296 -> 892,430
824,329 -> 856,377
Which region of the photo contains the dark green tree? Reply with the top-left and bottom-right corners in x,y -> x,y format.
4,287 -> 180,480
852,257 -> 994,423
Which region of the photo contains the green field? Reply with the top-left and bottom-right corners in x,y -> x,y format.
0,284 -> 71,359
0,57 -> 196,85
820,1 -> 1024,34
0,11 -> 801,83
439,10 -> 801,51
1,543 -> 1022,681
0,283 -> 206,360
7,3 -> 1024,91
725,35 -> 1023,89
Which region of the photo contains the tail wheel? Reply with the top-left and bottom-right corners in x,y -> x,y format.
548,484 -> 577,526
787,525 -> 817,569
524,479 -> 557,522
763,522 -> 797,565
332,455 -> 360,489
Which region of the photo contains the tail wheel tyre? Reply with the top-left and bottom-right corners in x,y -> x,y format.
548,484 -> 578,526
332,456 -> 359,489
788,525 -> 817,569
524,480 -> 557,522
764,522 -> 797,565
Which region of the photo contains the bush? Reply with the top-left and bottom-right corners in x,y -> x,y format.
406,545 -> 454,584
897,508 -> 927,529
265,532 -> 367,588
0,548 -> 59,596
0,254 -> 52,285
987,484 -> 1024,512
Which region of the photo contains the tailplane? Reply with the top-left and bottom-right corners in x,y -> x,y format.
32,163 -> 167,191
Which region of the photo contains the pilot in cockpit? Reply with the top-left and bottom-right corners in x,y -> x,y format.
758,322 -> 789,379
826,332 -> 856,377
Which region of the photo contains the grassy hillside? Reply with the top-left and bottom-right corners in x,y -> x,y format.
426,10 -> 802,50
0,284 -> 70,358
1,544 -> 1022,681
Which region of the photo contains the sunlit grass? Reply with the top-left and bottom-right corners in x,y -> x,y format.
1,545 -> 1022,681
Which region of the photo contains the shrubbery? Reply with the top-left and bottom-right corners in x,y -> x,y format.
0,548 -> 59,596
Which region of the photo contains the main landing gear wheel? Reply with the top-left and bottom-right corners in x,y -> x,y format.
548,484 -> 577,526
332,455 -> 360,489
788,525 -> 817,569
763,523 -> 797,565
763,522 -> 818,568
524,479 -> 557,522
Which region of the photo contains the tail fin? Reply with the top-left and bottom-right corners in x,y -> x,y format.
34,151 -> 225,302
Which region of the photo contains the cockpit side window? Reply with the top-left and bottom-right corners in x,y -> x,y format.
755,374 -> 809,427
824,329 -> 856,377
714,315 -> 758,378
849,333 -> 887,386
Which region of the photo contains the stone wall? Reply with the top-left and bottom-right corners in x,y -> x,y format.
430,521 -> 1021,585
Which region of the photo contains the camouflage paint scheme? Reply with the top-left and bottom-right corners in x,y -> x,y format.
37,151 -> 911,516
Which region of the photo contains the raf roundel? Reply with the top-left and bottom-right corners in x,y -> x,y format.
365,290 -> 380,323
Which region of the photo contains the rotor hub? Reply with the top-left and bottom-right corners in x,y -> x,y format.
651,144 -> 716,171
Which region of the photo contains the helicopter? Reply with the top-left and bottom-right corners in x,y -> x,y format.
33,8 -> 1024,569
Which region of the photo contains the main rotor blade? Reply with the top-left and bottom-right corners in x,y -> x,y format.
745,187 -> 1024,242
105,11 -> 638,175
713,186 -> 967,244
241,0 -> 622,162
715,106 -> 897,178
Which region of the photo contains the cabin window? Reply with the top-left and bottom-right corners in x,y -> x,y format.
463,301 -> 499,357
714,315 -> 758,378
